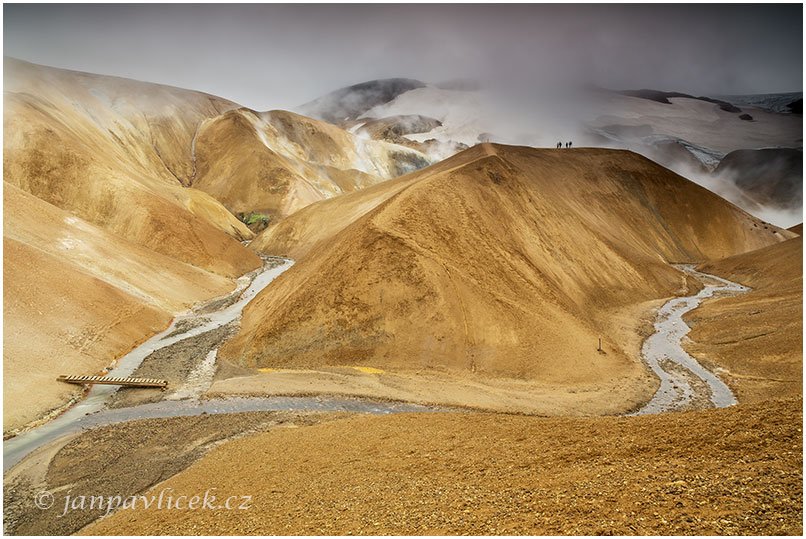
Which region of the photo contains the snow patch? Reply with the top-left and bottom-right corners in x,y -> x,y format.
59,237 -> 79,250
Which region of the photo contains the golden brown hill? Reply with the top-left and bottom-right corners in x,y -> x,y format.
2,184 -> 243,432
223,144 -> 790,407
250,149 -> 481,259
685,236 -> 803,402
191,108 -> 429,220
84,399 -> 802,536
788,223 -> 803,235
4,57 -> 259,276
4,58 -> 238,186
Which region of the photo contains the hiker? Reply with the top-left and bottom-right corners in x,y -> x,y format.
556,141 -> 562,149
569,141 -> 573,148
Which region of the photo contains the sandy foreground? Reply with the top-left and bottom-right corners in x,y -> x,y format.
71,398 -> 801,536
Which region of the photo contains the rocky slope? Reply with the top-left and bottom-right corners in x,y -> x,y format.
84,398 -> 802,535
685,236 -> 803,402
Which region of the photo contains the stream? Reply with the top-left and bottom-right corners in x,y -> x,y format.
2,258 -> 282,469
632,264 -> 749,415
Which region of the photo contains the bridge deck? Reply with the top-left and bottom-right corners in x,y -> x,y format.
57,375 -> 168,389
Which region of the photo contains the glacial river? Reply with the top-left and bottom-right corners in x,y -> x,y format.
632,265 -> 749,415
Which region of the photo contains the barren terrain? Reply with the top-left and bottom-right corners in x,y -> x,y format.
84,399 -> 802,535
3,57 -> 802,538
224,144 -> 790,415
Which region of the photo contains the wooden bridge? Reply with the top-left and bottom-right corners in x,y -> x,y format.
57,375 -> 168,389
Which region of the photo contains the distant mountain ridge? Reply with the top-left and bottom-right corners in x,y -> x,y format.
715,92 -> 803,114
298,78 -> 426,123
615,88 -> 742,113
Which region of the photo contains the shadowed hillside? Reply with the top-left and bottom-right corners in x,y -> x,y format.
685,236 -> 803,402
299,78 -> 427,123
713,148 -> 803,210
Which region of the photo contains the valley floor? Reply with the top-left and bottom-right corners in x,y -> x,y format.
78,398 -> 802,535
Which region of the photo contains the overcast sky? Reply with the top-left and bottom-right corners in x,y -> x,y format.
4,3 -> 802,110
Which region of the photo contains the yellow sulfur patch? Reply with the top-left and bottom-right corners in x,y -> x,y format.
351,366 -> 385,374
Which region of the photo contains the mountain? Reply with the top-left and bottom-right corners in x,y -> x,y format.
579,91 -> 802,174
715,92 -> 803,114
298,78 -> 427,123
302,80 -> 803,224
3,57 -> 257,260
616,88 -> 741,112
3,58 -> 433,431
191,108 -> 429,222
222,144 -> 791,407
3,185 -> 246,432
342,114 -> 444,151
712,148 -> 802,210
248,150 -> 475,259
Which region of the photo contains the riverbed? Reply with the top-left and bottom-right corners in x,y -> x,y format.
632,264 -> 749,415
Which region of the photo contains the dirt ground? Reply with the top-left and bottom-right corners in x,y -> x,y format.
83,398 -> 802,536
208,366 -> 656,417
3,411 -> 350,535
